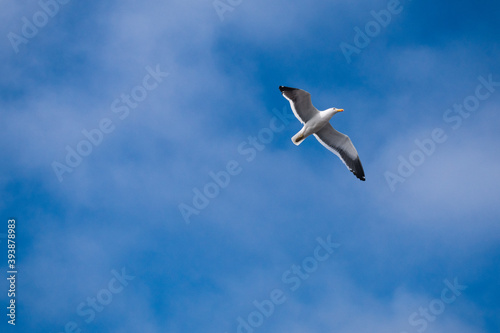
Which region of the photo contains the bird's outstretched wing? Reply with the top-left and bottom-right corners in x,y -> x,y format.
279,86 -> 318,123
314,124 -> 365,181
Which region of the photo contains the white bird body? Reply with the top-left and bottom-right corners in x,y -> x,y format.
279,86 -> 365,181
292,108 -> 339,145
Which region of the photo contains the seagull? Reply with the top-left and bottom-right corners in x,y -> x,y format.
279,86 -> 365,181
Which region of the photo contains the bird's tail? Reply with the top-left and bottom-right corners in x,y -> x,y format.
292,132 -> 306,145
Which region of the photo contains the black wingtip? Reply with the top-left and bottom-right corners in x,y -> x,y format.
279,86 -> 297,92
351,170 -> 365,181
352,158 -> 365,181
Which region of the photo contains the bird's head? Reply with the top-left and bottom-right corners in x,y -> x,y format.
329,107 -> 344,115
323,107 -> 344,119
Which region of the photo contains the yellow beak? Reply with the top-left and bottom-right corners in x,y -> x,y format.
337,109 -> 344,112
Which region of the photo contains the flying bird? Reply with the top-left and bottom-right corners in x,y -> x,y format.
279,86 -> 365,181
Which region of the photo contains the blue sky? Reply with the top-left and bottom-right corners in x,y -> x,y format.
1,0 -> 499,332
